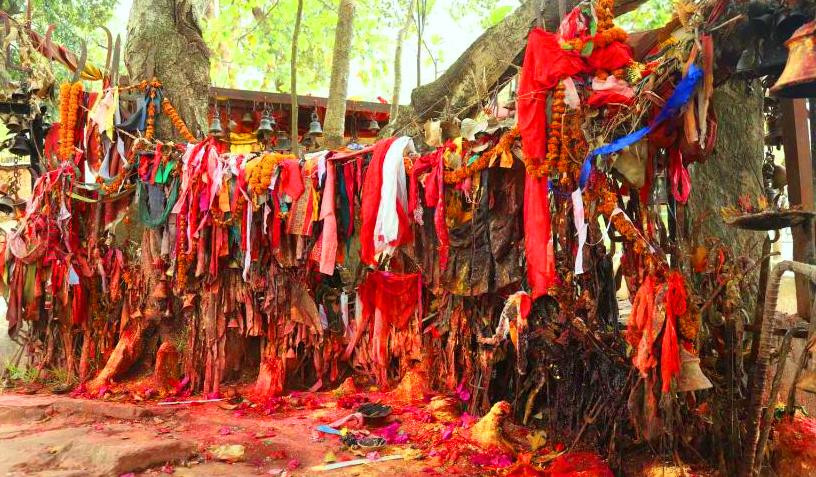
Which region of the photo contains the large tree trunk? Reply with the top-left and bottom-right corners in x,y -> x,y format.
687,80 -> 765,259
383,0 -> 645,137
89,0 -> 210,390
323,0 -> 356,149
124,0 -> 210,139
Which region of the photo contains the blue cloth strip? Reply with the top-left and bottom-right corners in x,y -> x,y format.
578,64 -> 703,188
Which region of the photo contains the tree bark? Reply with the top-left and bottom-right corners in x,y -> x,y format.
323,0 -> 356,149
687,80 -> 765,262
390,1 -> 413,122
124,0 -> 210,140
384,0 -> 645,137
291,0 -> 304,156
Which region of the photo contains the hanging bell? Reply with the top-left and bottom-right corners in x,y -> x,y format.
676,349 -> 713,392
770,20 -> 816,98
274,131 -> 291,151
773,9 -> 809,43
228,117 -> 238,132
9,133 -> 30,157
256,114 -> 274,136
5,115 -> 23,133
367,119 -> 381,131
649,170 -> 669,205
11,87 -> 27,102
241,111 -> 255,125
764,120 -> 783,147
208,116 -> 224,137
796,368 -> 816,394
308,110 -> 323,137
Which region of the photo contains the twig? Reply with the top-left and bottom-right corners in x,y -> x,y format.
157,398 -> 226,405
699,252 -> 779,313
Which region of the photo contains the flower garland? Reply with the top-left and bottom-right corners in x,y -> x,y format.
161,98 -> 197,143
246,153 -> 296,196
58,82 -> 84,161
559,0 -> 628,54
442,127 -> 520,184
145,92 -> 157,141
596,178 -> 652,256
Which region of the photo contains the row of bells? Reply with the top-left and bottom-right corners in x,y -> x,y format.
737,4 -> 816,98
208,110 -> 381,143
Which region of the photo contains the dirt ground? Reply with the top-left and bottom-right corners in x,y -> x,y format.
0,392 -> 431,477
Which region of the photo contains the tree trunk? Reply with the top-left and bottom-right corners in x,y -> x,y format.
687,80 -> 765,261
88,0 -> 210,391
323,0 -> 356,149
124,0 -> 210,140
383,0 -> 645,137
291,0 -> 304,156
390,1 -> 413,122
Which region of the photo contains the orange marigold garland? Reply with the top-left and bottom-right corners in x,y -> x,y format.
596,178 -> 652,256
442,127 -> 520,184
58,82 -> 84,161
145,96 -> 157,141
246,153 -> 296,196
161,98 -> 197,143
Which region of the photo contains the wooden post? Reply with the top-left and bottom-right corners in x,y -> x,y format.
780,98 -> 815,320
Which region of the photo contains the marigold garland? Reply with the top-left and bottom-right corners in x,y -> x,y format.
58,82 -> 84,161
596,179 -> 651,255
441,127 -> 520,184
246,153 -> 296,196
161,98 -> 197,143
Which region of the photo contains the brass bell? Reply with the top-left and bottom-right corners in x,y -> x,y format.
771,164 -> 787,189
241,111 -> 255,125
5,115 -> 23,133
228,117 -> 238,132
648,169 -> 669,206
368,119 -> 380,131
771,20 -> 816,98
9,133 -> 30,157
182,294 -> 196,311
796,369 -> 816,394
307,110 -> 323,137
676,349 -> 713,392
256,114 -> 274,137
764,121 -> 783,147
773,9 -> 809,43
11,87 -> 27,102
274,131 -> 291,151
208,116 -> 224,137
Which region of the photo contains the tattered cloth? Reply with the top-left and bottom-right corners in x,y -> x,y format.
358,271 -> 422,330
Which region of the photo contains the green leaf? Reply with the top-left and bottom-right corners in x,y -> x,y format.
580,40 -> 594,57
483,5 -> 512,28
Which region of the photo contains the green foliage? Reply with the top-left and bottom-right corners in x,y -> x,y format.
204,0 -> 396,94
5,0 -> 117,84
616,0 -> 674,32
482,5 -> 514,28
45,366 -> 77,387
3,360 -> 39,384
204,0 -> 514,97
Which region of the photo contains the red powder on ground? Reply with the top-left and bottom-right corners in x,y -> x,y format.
776,416 -> 816,455
546,452 -> 614,476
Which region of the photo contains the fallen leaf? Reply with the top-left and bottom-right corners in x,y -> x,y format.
528,431 -> 547,451
209,444 -> 246,462
323,451 -> 337,463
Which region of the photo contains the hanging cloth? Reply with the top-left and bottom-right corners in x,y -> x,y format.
524,175 -> 556,299
360,137 -> 397,266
